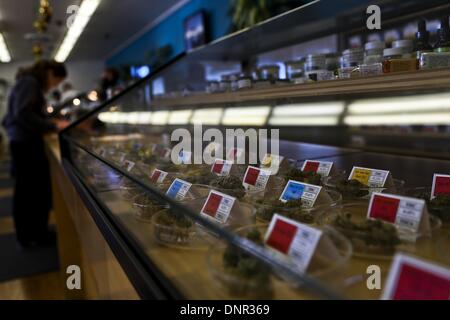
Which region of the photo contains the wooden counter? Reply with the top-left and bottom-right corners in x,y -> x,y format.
45,135 -> 139,300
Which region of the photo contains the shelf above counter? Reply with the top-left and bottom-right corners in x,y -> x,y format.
152,68 -> 450,109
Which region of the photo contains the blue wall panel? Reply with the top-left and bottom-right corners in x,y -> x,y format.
107,0 -> 232,66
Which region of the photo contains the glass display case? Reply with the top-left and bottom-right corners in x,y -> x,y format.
60,0 -> 450,299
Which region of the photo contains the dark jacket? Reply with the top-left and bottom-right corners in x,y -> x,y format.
3,75 -> 56,142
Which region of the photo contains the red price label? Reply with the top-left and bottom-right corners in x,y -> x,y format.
202,193 -> 222,218
150,170 -> 162,183
212,161 -> 224,175
244,167 -> 260,186
303,161 -> 320,173
266,219 -> 298,254
392,264 -> 450,300
434,175 -> 450,196
369,195 -> 400,224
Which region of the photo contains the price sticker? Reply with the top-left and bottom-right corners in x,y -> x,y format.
166,179 -> 192,201
349,167 -> 390,188
279,180 -> 322,208
431,174 -> 450,199
123,160 -> 135,172
383,254 -> 450,300
150,169 -> 168,184
368,193 -> 425,232
261,154 -> 284,168
243,166 -> 270,190
211,159 -> 233,176
302,160 -> 334,177
160,148 -> 171,159
265,214 -> 322,272
227,148 -> 244,162
200,190 -> 236,224
178,150 -> 192,164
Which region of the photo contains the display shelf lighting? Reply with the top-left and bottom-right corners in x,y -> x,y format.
190,108 -> 223,125
348,93 -> 450,115
168,110 -> 193,125
0,33 -> 12,63
269,102 -> 344,126
98,111 -> 152,124
344,113 -> 450,126
222,106 -> 271,126
54,0 -> 101,62
151,111 -> 170,125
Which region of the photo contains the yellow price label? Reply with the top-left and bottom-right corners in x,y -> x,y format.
262,154 -> 273,167
351,168 -> 371,186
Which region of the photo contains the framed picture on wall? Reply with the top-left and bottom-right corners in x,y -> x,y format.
184,11 -> 208,52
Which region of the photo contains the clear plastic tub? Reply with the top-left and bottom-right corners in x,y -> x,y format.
132,193 -> 169,223
323,176 -> 405,202
253,189 -> 342,224
320,202 -> 442,260
206,224 -> 352,298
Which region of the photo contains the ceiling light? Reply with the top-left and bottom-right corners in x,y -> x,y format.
0,33 -> 11,63
73,98 -> 81,106
54,0 -> 101,62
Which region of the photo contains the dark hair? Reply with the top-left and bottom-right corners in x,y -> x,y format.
16,60 -> 67,90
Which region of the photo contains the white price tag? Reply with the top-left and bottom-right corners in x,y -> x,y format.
349,166 -> 390,188
368,193 -> 425,233
178,150 -> 192,164
227,148 -> 244,162
279,180 -> 322,208
265,214 -> 322,272
211,159 -> 233,176
166,179 -> 192,201
123,160 -> 135,172
150,169 -> 168,184
200,190 -> 236,224
382,254 -> 450,300
302,160 -> 333,177
243,166 -> 270,190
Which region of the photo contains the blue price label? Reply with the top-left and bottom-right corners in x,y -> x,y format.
280,181 -> 305,202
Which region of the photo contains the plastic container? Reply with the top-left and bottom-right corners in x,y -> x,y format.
323,176 -> 405,203
237,74 -> 253,90
320,202 -> 442,260
206,224 -> 352,298
383,47 -> 417,73
151,209 -> 206,249
257,65 -> 280,82
285,59 -> 305,81
305,54 -> 327,72
341,48 -> 364,68
364,41 -> 385,65
392,40 -> 414,55
132,193 -> 169,223
253,189 -> 342,224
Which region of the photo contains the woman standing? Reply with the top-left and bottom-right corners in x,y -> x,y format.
3,60 -> 70,249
